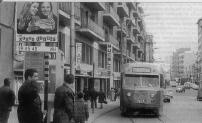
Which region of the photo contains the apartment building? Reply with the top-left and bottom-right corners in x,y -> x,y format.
1,2 -> 150,97
0,2 -> 15,87
171,48 -> 191,82
197,18 -> 202,86
145,34 -> 154,62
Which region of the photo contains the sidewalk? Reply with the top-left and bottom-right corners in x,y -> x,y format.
8,99 -> 120,123
88,99 -> 120,123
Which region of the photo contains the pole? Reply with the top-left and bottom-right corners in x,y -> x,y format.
44,52 -> 49,123
70,2 -> 75,82
120,18 -> 124,88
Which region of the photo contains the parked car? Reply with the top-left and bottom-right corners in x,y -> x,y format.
190,83 -> 199,90
163,88 -> 173,102
170,81 -> 177,87
176,86 -> 185,93
184,82 -> 191,89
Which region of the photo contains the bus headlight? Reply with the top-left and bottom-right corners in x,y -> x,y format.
127,92 -> 131,97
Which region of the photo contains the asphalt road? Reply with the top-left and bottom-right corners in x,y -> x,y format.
94,88 -> 202,123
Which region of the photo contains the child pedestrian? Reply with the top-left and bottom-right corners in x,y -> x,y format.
74,92 -> 89,123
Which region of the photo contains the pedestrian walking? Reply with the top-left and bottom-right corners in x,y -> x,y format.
0,78 -> 15,123
114,88 -> 118,101
98,90 -> 106,109
17,68 -> 44,123
74,92 -> 89,123
53,74 -> 75,123
83,87 -> 89,102
89,88 -> 98,113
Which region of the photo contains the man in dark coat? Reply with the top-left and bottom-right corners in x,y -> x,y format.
98,90 -> 106,109
0,78 -> 15,123
17,68 -> 43,123
89,88 -> 98,113
53,74 -> 75,123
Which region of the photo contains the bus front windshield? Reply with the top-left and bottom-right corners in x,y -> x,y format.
124,75 -> 159,89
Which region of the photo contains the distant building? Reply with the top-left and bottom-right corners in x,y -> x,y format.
171,48 -> 191,81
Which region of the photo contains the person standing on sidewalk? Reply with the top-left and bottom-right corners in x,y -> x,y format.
98,90 -> 106,109
53,74 -> 75,123
17,68 -> 44,123
0,78 -> 15,123
89,88 -> 98,113
74,92 -> 89,123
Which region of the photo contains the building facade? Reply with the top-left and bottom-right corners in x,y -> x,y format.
0,2 -> 152,96
170,48 -> 196,84
0,3 -> 15,87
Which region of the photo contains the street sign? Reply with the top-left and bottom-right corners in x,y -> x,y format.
16,45 -> 58,52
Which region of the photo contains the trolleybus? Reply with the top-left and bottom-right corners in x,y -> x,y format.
120,62 -> 164,116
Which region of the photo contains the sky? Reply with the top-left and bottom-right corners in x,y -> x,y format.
141,3 -> 202,62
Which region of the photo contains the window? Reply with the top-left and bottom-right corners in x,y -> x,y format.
113,59 -> 120,72
98,51 -> 106,68
81,43 -> 93,65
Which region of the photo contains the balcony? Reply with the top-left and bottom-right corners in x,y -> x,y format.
126,2 -> 136,10
83,2 -> 105,11
126,30 -> 135,43
103,3 -> 120,26
117,2 -> 129,17
59,2 -> 81,25
133,8 -> 140,19
116,19 -> 127,37
133,22 -> 140,35
138,31 -> 144,40
76,18 -> 105,41
105,34 -> 120,50
133,41 -> 140,49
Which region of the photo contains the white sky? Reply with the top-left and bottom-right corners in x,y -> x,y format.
141,3 -> 202,62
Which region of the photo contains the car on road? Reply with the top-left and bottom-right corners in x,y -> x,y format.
176,86 -> 185,93
170,81 -> 177,87
190,83 -> 199,90
163,88 -> 173,102
184,82 -> 191,89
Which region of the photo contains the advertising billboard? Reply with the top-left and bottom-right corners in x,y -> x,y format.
16,2 -> 58,52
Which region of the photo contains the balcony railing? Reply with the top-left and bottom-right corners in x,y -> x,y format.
117,2 -> 129,17
83,2 -> 105,11
127,29 -> 135,43
80,18 -> 105,40
59,2 -> 80,21
117,20 -> 127,36
133,22 -> 140,34
105,34 -> 119,49
103,3 -> 120,26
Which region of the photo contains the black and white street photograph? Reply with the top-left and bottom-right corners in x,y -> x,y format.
1,0 -> 202,123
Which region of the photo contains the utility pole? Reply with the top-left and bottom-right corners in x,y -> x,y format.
120,18 -> 124,90
70,2 -> 75,84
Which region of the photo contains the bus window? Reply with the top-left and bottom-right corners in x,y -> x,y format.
124,75 -> 159,89
142,75 -> 159,87
124,76 -> 141,89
